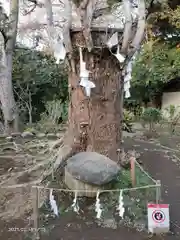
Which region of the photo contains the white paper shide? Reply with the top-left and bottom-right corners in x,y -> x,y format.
95,191 -> 102,219
79,47 -> 95,97
71,191 -> 79,213
49,189 -> 59,216
117,190 -> 125,219
106,32 -> 125,63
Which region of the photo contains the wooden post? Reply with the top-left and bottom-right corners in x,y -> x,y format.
156,180 -> 161,204
32,186 -> 40,240
130,156 -> 136,187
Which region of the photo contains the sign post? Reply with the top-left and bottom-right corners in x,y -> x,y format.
147,204 -> 170,234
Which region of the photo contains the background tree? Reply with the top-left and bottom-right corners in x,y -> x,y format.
126,1 -> 180,107
0,0 -> 19,132
12,48 -> 68,125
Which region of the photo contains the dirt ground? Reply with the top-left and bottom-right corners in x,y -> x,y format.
0,130 -> 180,240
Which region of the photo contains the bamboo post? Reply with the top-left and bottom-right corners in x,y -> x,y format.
32,186 -> 40,240
156,180 -> 161,204
130,156 -> 136,187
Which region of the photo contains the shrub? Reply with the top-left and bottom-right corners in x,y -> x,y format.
123,109 -> 134,132
163,105 -> 180,133
141,107 -> 162,131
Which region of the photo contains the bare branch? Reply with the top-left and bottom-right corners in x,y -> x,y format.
6,0 -> 19,52
131,0 -> 146,49
79,0 -> 89,10
44,0 -> 72,53
120,0 -> 146,69
80,0 -> 98,51
0,32 -> 6,68
44,0 -> 54,42
62,0 -> 72,53
23,2 -> 37,16
121,0 -> 132,54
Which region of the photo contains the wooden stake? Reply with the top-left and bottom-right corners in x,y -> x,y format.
32,187 -> 40,240
156,180 -> 161,204
130,156 -> 136,187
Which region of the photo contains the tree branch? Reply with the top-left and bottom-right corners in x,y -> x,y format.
131,0 -> 146,50
121,0 -> 132,54
62,0 -> 72,53
80,0 -> 98,51
6,0 -> 19,53
120,0 -> 146,69
45,0 -> 72,53
0,32 -> 6,68
44,0 -> 54,44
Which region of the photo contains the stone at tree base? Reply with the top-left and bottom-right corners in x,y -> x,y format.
56,132 -> 64,138
47,133 -> 57,139
65,152 -> 120,197
11,132 -> 21,137
6,136 -> 13,142
64,169 -> 102,197
21,131 -> 34,138
37,133 -> 46,138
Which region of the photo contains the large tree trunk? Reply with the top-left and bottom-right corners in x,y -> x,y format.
0,53 -> 18,133
67,47 -> 123,162
0,0 -> 19,133
43,0 -> 146,163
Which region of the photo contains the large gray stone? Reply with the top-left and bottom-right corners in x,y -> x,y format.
21,131 -> 34,138
66,152 -> 120,185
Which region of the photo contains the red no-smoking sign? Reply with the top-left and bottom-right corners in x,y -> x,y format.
147,204 -> 170,233
152,209 -> 165,223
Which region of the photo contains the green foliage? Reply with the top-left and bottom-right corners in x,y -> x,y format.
35,100 -> 68,133
12,48 -> 68,123
41,100 -> 68,124
141,107 -> 162,130
107,0 -> 122,9
124,99 -> 144,120
148,1 -> 180,42
123,109 -> 134,132
130,1 -> 180,104
131,42 -> 180,103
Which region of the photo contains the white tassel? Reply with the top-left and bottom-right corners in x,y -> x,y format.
71,191 -> 79,213
113,45 -> 125,63
124,81 -> 130,91
53,42 -> 66,64
79,47 -> 95,97
125,89 -> 131,98
49,189 -> 59,216
124,73 -> 132,82
117,190 -> 125,219
95,191 -> 102,219
80,68 -> 90,78
52,32 -> 66,64
106,32 -> 118,48
126,61 -> 133,73
79,78 -> 96,97
106,33 -> 125,63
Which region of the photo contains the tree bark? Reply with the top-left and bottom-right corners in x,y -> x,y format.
43,0 -> 146,163
0,53 -> 18,133
0,0 -> 19,133
67,46 -> 123,162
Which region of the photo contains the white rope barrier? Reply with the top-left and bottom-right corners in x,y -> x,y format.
134,158 -> 157,183
31,183 -> 159,193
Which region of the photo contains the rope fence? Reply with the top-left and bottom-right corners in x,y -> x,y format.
0,156 -> 161,240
